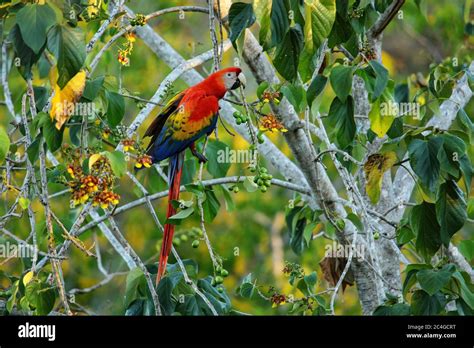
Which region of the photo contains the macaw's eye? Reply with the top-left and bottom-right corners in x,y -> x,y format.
226,72 -> 233,78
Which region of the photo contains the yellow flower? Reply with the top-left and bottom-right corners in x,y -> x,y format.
135,162 -> 143,169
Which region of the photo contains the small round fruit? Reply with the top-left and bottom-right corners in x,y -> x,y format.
172,239 -> 181,246
214,276 -> 224,284
232,186 -> 239,193
180,234 -> 188,242
374,231 -> 380,240
260,186 -> 267,193
216,266 -> 222,273
217,286 -> 224,293
211,278 -> 217,287
221,269 -> 229,277
192,240 -> 200,248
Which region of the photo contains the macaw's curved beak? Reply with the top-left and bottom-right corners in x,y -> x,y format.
231,72 -> 246,90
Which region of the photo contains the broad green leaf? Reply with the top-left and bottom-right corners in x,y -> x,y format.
328,96 -> 355,149
228,2 -> 256,47
202,188 -> 220,223
103,150 -> 126,177
83,76 -> 104,101
303,0 -> 336,48
368,92 -> 397,138
330,65 -> 353,102
9,25 -> 43,79
374,303 -> 411,316
410,290 -> 446,315
167,207 -> 194,223
368,60 -> 389,99
458,240 -> 474,261
254,0 -> 272,48
0,126 -> 10,165
156,277 -> 176,315
364,151 -> 397,204
16,3 -> 56,54
416,264 -> 455,296
25,281 -> 56,315
408,137 -> 443,192
47,24 -> 86,88
41,113 -> 64,152
205,140 -> 231,178
268,0 -> 290,48
410,202 -> 442,260
299,0 -> 337,81
452,271 -> 474,309
105,91 -> 125,128
436,180 -> 467,246
124,267 -> 146,307
438,133 -> 465,179
281,84 -> 306,113
307,74 -> 327,106
273,25 -> 304,81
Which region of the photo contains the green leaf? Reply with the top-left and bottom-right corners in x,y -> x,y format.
219,185 -> 235,212
83,76 -> 104,101
105,91 -> 125,128
307,74 -> 327,106
403,264 -> 432,298
304,0 -> 336,47
273,25 -> 304,81
9,25 -> 44,79
104,150 -> 126,178
458,240 -> 474,261
124,268 -> 146,308
439,133 -> 465,179
156,277 -> 176,315
281,84 -> 306,113
299,0 -> 336,81
26,135 -> 41,164
205,140 -> 231,178
373,303 -> 411,316
238,274 -> 256,298
41,113 -> 63,152
397,225 -> 415,245
47,24 -> 86,88
416,264 -> 456,296
330,65 -> 353,102
16,3 -> 56,54
410,202 -> 442,260
228,2 -> 256,47
0,125 -> 10,165
268,0 -> 290,48
303,221 -> 317,246
167,207 -> 194,223
410,290 -> 446,315
368,60 -> 389,99
408,137 -> 443,192
202,188 -> 220,223
254,0 -> 272,48
25,281 -> 56,315
328,96 -> 355,149
436,180 -> 467,246
453,271 -> 474,309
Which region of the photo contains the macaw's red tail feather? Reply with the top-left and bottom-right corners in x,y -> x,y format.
156,152 -> 184,285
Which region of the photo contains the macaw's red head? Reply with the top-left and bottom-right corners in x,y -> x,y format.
199,66 -> 246,99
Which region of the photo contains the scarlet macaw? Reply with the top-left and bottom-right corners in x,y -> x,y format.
143,67 -> 246,284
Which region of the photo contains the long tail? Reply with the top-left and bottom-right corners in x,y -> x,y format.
156,152 -> 184,284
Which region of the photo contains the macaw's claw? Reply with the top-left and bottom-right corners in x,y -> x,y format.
193,151 -> 208,163
190,142 -> 208,163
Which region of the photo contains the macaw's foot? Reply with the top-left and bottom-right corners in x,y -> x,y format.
192,150 -> 208,163
190,143 -> 208,163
